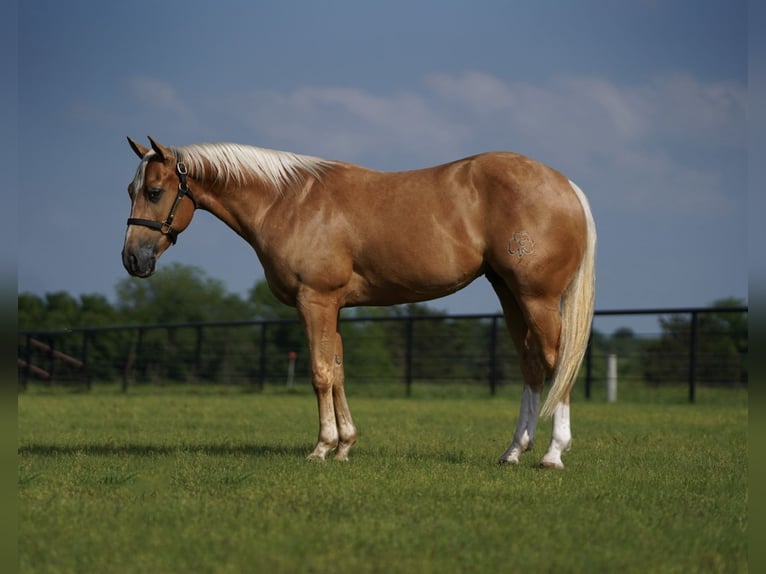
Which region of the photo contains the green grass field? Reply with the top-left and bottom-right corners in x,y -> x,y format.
18,384 -> 747,573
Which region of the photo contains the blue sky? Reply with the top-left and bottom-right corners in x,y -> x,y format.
13,0 -> 748,319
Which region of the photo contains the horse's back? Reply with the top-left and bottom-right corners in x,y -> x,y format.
310,152 -> 587,306
322,151 -> 587,268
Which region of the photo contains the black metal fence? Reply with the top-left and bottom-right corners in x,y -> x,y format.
18,306 -> 747,401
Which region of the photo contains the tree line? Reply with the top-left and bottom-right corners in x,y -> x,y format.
18,263 -> 747,388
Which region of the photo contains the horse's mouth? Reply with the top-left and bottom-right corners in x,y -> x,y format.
122,249 -> 157,277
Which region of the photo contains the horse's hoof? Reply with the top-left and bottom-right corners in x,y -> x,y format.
539,460 -> 565,470
334,441 -> 355,462
497,445 -> 524,465
306,453 -> 327,463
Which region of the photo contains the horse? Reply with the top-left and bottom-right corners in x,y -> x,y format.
122,137 -> 596,469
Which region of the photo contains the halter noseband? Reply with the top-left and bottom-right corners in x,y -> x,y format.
126,153 -> 197,245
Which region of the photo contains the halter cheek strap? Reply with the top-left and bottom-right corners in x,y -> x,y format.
127,155 -> 197,245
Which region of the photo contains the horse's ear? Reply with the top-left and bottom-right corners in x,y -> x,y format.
127,137 -> 149,159
147,136 -> 171,162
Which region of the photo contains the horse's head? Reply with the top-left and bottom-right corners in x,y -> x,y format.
122,137 -> 197,277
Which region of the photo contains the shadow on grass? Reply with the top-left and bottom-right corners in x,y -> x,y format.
19,443 -> 563,471
18,443 -> 310,458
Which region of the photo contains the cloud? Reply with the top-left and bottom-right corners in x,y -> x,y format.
231,86 -> 463,165
210,71 -> 745,214
126,75 -> 197,126
425,71 -> 517,113
634,74 -> 746,145
425,71 -> 744,170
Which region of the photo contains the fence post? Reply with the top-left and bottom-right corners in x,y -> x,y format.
123,328 -> 143,392
488,316 -> 498,396
607,353 -> 617,403
194,326 -> 203,380
258,322 -> 268,390
404,317 -> 414,397
164,327 -> 174,383
136,327 -> 145,383
688,311 -> 698,403
81,331 -> 91,390
22,334 -> 32,390
47,336 -> 56,385
287,351 -> 297,389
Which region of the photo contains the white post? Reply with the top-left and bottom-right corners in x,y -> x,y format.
607,353 -> 617,403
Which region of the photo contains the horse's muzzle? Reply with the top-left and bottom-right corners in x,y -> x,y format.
122,247 -> 156,277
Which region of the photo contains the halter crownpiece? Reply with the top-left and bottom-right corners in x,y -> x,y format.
126,152 -> 197,245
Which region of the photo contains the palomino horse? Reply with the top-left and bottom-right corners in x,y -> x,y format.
122,137 -> 596,469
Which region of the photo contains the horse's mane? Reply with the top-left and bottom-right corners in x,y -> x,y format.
175,142 -> 335,193
182,143 -> 333,193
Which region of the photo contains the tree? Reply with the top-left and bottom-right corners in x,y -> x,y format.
18,291 -> 121,383
79,294 -> 119,326
245,280 -> 305,383
339,312 -> 400,385
18,293 -> 45,330
115,262 -> 250,324
642,298 -> 747,386
248,280 -> 296,320
114,263 -> 255,383
695,298 -> 747,384
356,304 -> 489,385
42,291 -> 80,329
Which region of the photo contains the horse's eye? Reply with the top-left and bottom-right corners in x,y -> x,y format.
147,188 -> 163,203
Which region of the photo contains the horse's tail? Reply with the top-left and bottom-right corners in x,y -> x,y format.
540,180 -> 597,418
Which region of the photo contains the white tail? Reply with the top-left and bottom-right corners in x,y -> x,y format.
540,180 -> 597,418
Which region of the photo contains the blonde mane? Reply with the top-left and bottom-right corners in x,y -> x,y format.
177,142 -> 335,193
130,142 -> 334,197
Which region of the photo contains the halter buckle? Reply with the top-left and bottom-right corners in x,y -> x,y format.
160,221 -> 174,236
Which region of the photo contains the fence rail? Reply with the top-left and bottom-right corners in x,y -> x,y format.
18,306 -> 748,401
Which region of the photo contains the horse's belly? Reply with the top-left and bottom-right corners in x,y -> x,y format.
343,244 -> 484,307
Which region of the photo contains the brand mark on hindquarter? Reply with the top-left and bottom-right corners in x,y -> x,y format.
508,231 -> 535,259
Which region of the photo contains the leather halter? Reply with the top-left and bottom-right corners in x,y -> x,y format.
126,153 -> 197,245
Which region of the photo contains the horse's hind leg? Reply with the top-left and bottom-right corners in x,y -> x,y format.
489,272 -> 570,467
521,296 -> 573,469
540,396 -> 571,469
511,295 -> 574,469
488,275 -> 546,465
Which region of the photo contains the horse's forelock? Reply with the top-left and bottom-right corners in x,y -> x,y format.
130,150 -> 155,195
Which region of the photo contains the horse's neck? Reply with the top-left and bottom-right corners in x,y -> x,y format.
198,180 -> 275,241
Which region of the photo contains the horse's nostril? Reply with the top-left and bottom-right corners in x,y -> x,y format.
121,248 -> 142,275
121,249 -> 130,272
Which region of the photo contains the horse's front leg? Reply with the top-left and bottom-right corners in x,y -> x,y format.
331,331 -> 357,461
298,291 -> 356,461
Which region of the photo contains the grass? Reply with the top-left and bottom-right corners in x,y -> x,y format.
18,384 -> 748,573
